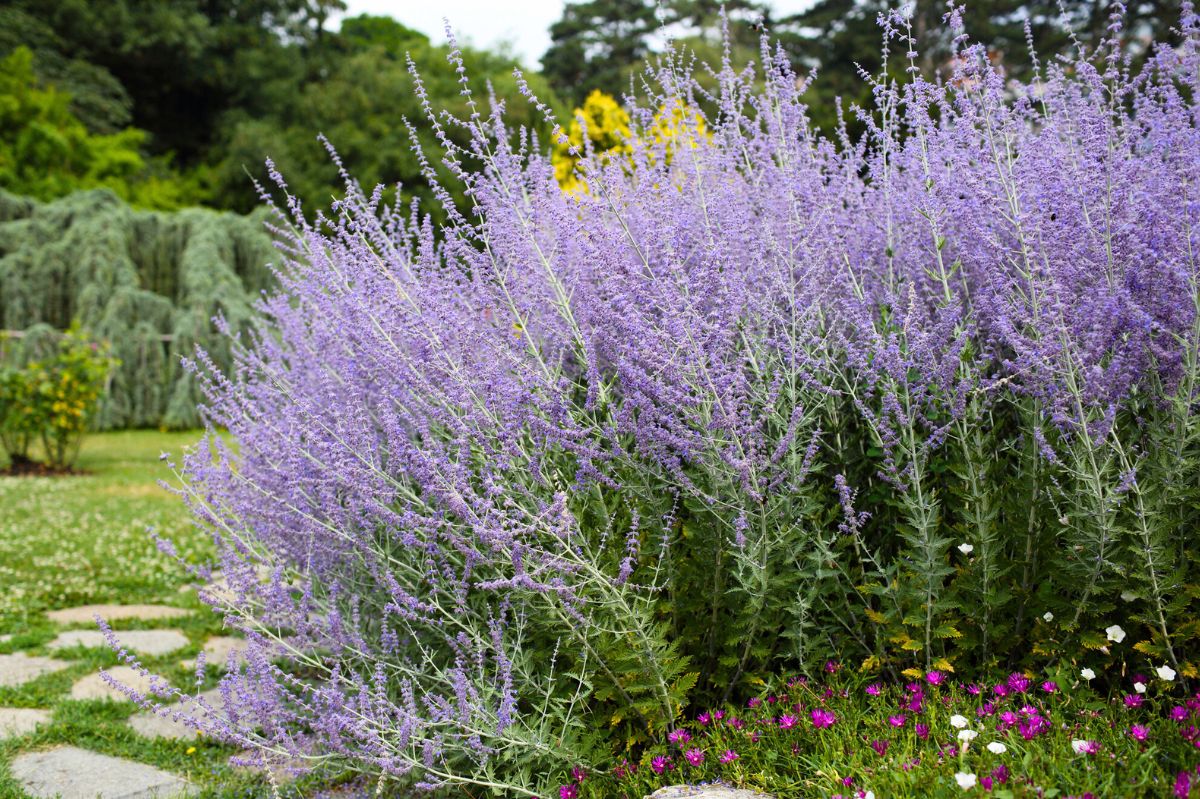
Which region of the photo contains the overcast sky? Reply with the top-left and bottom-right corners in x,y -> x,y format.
338,1 -> 816,68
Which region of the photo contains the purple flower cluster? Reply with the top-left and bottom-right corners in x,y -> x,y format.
146,6 -> 1200,793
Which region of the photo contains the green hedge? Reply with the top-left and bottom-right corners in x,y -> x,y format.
0,188 -> 275,429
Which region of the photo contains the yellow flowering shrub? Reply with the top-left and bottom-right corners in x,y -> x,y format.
551,91 -> 708,193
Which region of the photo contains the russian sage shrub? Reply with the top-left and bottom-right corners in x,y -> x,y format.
146,8 -> 1200,795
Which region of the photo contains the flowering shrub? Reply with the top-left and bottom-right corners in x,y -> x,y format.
0,323 -> 118,470
146,6 -> 1200,795
582,666 -> 1200,798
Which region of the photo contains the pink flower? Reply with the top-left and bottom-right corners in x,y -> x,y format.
1041,681 -> 1058,693
865,683 -> 882,697
684,748 -> 705,767
926,671 -> 945,686
1130,724 -> 1150,742
720,749 -> 739,764
729,716 -> 745,730
981,777 -> 994,791
889,714 -> 906,727
713,710 -> 725,721
651,756 -> 670,774
992,764 -> 1010,784
1175,771 -> 1192,799
811,708 -> 837,728
697,712 -> 711,726
778,714 -> 798,730
1125,694 -> 1145,709
748,697 -> 762,709
1007,673 -> 1031,693
570,767 -> 586,783
559,785 -> 578,799
915,723 -> 930,740
668,729 -> 692,746
1173,706 -> 1190,722
871,738 -> 888,756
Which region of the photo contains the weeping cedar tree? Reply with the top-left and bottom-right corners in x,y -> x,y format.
122,7 -> 1200,798
0,189 -> 275,429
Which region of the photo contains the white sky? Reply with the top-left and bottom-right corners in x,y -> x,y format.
338,1 -> 816,68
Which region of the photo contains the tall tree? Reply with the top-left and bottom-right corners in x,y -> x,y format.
541,0 -> 661,107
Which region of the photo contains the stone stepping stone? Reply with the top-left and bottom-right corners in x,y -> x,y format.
11,745 -> 196,798
71,666 -> 157,701
182,636 -> 247,672
47,604 -> 191,625
48,629 -> 189,657
128,688 -> 226,741
0,707 -> 51,739
648,787 -> 774,799
0,653 -> 70,688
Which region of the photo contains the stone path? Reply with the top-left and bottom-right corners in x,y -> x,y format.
11,746 -> 196,798
1,602 -> 294,797
71,665 -> 158,701
47,604 -> 192,624
48,629 -> 189,657
127,687 -> 225,741
0,708 -> 51,739
0,652 -> 70,687
181,635 -> 246,672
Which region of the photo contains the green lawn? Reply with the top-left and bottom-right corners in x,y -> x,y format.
0,430 -> 351,798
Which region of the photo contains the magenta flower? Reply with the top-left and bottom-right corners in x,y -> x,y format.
865,683 -> 882,697
559,785 -> 578,799
992,764 -> 1010,784
729,716 -> 744,730
713,710 -> 725,721
570,767 -> 586,783
1041,681 -> 1058,693
871,738 -> 888,756
720,749 -> 739,764
1130,724 -> 1150,742
668,729 -> 692,746
888,714 -> 907,727
1175,771 -> 1192,799
748,697 -> 762,709
926,671 -> 945,686
966,683 -> 982,696
1125,694 -> 1145,709
811,708 -> 836,728
825,660 -> 841,673
684,748 -> 705,767
1173,706 -> 1190,722
697,712 -> 711,726
1007,673 -> 1031,693
778,714 -> 798,730
915,723 -> 930,740
981,777 -> 994,791
651,756 -> 670,775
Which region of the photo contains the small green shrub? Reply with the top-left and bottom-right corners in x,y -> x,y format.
0,324 -> 118,470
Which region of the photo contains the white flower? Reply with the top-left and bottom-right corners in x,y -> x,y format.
1157,664 -> 1177,682
957,542 -> 974,555
954,772 -> 978,790
1042,611 -> 1054,622
958,729 -> 978,742
1080,667 -> 1096,681
1121,590 -> 1138,602
950,714 -> 969,728
1105,624 -> 1126,643
1134,681 -> 1147,694
986,741 -> 1007,754
1071,739 -> 1092,754
862,793 -> 875,799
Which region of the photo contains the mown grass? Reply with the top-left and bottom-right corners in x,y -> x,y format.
0,431 -> 360,798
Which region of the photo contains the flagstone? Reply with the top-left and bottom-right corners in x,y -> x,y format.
11,746 -> 196,798
0,707 -> 51,739
48,629 -> 189,657
181,635 -> 246,672
0,652 -> 70,688
70,666 -> 156,701
127,688 -> 225,741
47,604 -> 191,624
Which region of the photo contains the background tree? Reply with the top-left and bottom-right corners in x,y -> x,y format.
542,0 -> 661,107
